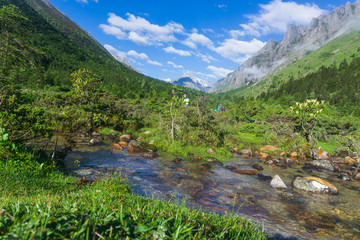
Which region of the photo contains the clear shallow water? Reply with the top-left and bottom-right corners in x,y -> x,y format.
63,141 -> 360,240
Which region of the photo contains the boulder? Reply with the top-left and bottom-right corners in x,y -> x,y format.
229,147 -> 240,153
293,176 -> 338,194
270,175 -> 287,189
112,143 -> 123,150
89,138 -> 102,146
119,141 -> 128,146
333,157 -> 357,165
239,149 -> 252,156
310,149 -> 330,160
310,160 -> 336,171
354,173 -> 360,181
120,134 -> 132,142
139,142 -> 157,152
345,156 -> 357,165
128,140 -> 144,153
259,152 -> 271,160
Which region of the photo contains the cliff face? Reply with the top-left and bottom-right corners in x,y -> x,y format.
211,0 -> 360,93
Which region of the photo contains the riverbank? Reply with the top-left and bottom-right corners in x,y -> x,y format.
0,154 -> 266,239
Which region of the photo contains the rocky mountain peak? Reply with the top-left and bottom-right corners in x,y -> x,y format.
172,72 -> 212,92
210,0 -> 360,93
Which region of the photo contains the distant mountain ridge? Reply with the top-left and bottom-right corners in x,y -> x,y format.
171,73 -> 212,92
211,0 -> 360,93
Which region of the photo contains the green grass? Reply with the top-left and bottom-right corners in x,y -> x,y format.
0,158 -> 267,239
238,132 -> 265,146
318,141 -> 338,154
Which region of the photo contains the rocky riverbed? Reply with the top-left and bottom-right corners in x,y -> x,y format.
43,134 -> 360,240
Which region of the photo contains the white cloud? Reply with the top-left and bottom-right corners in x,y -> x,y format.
100,25 -> 127,39
207,65 -> 232,78
163,46 -> 192,56
214,38 -> 265,63
218,4 -> 227,9
147,60 -> 163,66
127,50 -> 149,60
237,0 -> 327,36
167,61 -> 183,69
182,32 -> 214,49
101,13 -> 185,45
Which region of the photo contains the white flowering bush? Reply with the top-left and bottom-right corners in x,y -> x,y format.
290,99 -> 325,145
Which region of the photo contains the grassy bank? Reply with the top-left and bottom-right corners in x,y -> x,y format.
0,156 -> 267,239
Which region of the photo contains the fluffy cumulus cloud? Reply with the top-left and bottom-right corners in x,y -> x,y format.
214,38 -> 265,63
100,13 -> 185,46
163,46 -> 192,56
182,32 -> 214,49
167,61 -> 183,69
127,50 -> 149,60
236,0 -> 327,37
207,66 -> 232,78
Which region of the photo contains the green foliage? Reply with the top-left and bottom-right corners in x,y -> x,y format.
71,69 -> 101,105
290,99 -> 325,141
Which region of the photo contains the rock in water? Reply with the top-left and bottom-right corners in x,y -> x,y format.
310,160 -> 335,171
293,176 -> 338,195
310,149 -> 331,160
270,175 -> 287,189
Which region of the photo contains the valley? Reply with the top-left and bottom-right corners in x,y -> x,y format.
1,0 -> 360,239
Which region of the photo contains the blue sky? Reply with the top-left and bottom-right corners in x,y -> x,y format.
49,0 -> 350,82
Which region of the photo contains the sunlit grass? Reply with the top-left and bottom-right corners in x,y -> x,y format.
0,159 -> 267,239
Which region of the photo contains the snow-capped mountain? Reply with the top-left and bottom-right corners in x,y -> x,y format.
171,73 -> 212,92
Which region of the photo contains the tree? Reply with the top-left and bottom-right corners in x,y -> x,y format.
0,4 -> 34,81
71,69 -> 101,105
290,99 -> 325,146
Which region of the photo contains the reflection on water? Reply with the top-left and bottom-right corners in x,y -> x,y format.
63,142 -> 360,240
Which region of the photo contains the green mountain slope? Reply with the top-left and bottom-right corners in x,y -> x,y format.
227,29 -> 360,104
0,0 -> 200,99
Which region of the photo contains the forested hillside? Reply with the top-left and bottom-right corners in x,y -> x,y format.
264,55 -> 360,115
0,0 -> 200,99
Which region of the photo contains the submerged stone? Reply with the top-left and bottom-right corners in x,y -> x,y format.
256,173 -> 273,181
310,160 -> 336,171
270,175 -> 287,189
231,169 -> 258,175
252,164 -> 263,170
293,176 -> 338,195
